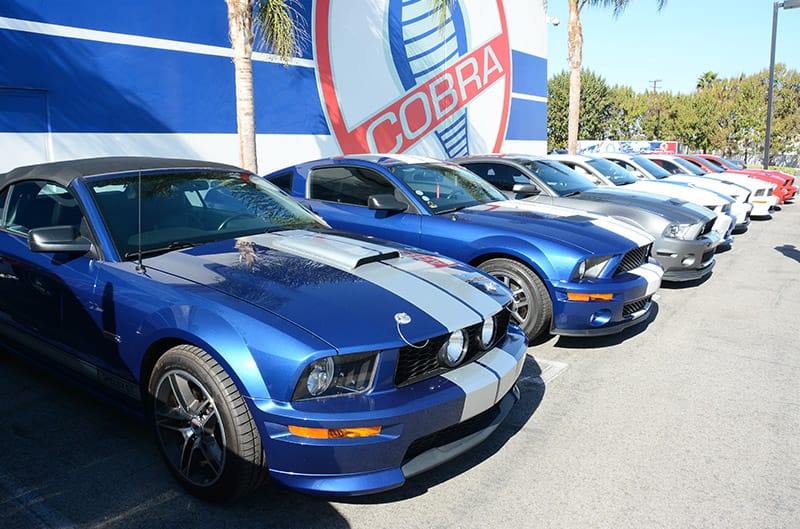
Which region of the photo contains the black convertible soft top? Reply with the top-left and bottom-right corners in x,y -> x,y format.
0,156 -> 247,188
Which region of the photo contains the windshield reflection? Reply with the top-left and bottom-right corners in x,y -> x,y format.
389,163 -> 506,214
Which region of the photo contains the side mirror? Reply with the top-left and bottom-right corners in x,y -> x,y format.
28,225 -> 92,254
367,194 -> 408,213
512,183 -> 540,195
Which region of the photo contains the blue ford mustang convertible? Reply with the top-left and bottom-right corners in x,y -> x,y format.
0,157 -> 527,501
266,155 -> 664,341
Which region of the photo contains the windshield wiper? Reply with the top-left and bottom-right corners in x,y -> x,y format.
124,241 -> 200,260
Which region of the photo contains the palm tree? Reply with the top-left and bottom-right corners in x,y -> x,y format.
566,0 -> 666,154
696,71 -> 718,91
226,0 -> 305,173
226,0 -> 452,173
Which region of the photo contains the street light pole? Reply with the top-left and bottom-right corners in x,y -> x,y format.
764,0 -> 800,169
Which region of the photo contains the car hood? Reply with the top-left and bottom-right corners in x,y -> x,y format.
454,200 -> 654,255
574,188 -> 715,224
617,181 -> 731,207
145,230 -> 509,349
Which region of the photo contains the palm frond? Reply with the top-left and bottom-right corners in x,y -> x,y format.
254,0 -> 309,63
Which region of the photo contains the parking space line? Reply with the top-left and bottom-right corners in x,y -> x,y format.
0,468 -> 76,529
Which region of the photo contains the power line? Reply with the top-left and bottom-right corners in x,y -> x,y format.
648,79 -> 662,93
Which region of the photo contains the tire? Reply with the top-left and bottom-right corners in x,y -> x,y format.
148,344 -> 266,502
479,258 -> 552,341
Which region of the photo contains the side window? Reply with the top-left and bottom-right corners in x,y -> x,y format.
0,189 -> 7,227
309,167 -> 397,206
268,171 -> 293,194
4,180 -> 82,235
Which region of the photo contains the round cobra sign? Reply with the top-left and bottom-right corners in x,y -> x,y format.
314,0 -> 512,157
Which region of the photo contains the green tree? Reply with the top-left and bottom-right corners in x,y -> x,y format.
565,0 -> 667,153
548,69 -> 613,151
696,71 -> 718,91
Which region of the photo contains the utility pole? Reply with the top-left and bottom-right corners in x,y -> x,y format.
649,80 -> 662,139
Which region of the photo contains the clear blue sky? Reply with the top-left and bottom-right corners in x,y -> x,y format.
546,0 -> 800,94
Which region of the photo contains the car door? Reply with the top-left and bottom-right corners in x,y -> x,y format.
0,180 -> 129,379
304,165 -> 423,247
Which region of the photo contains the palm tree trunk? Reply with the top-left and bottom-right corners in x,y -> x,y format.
566,0 -> 583,154
226,0 -> 258,172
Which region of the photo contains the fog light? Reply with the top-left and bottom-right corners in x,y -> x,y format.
589,310 -> 612,327
681,256 -> 696,266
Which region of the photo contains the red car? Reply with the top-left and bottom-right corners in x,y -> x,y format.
696,154 -> 796,204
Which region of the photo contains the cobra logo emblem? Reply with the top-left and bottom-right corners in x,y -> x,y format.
387,0 -> 470,157
314,0 -> 512,156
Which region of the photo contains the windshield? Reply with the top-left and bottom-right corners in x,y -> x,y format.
630,156 -> 672,179
670,157 -> 706,175
87,170 -> 320,259
517,158 -> 595,196
585,158 -> 638,185
388,163 -> 506,213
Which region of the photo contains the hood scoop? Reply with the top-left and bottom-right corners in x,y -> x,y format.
263,230 -> 400,270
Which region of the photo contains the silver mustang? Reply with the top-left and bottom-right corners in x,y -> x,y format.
454,154 -> 721,282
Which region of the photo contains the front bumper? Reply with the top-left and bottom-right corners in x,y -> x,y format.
253,326 -> 527,496
550,261 -> 663,336
750,195 -> 778,217
653,232 -> 719,282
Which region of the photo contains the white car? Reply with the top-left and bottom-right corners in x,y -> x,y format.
549,153 -> 735,246
642,154 -> 778,218
590,153 -> 752,231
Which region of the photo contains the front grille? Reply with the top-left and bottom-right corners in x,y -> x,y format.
699,218 -> 716,237
768,188 -> 774,196
403,396 -> 504,464
755,189 -> 765,197
614,243 -> 651,276
394,306 -> 512,387
623,295 -> 652,316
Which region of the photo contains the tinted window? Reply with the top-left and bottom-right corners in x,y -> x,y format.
0,189 -> 6,226
389,163 -> 505,213
519,159 -> 595,196
585,158 -> 638,185
269,171 -> 293,194
309,166 -> 397,206
461,162 -> 530,191
630,156 -> 672,178
3,181 -> 82,235
87,171 -> 319,259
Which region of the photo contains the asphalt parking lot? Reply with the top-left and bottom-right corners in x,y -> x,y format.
1,200 -> 798,529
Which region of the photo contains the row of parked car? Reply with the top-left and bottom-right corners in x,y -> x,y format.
0,151 -> 794,501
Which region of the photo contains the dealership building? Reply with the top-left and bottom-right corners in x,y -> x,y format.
0,1 -> 548,173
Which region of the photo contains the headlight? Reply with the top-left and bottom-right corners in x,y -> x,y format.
662,222 -> 697,240
479,317 -> 496,349
573,255 -> 612,280
293,352 -> 378,401
438,329 -> 468,368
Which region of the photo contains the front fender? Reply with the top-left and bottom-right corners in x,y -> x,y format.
465,235 -> 574,287
130,303 -> 332,402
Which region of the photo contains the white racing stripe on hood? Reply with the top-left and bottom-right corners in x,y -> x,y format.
442,347 -> 524,422
629,262 -> 663,296
257,230 -> 484,331
392,253 -> 505,317
501,201 -> 653,247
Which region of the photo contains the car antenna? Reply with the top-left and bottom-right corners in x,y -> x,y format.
136,169 -> 146,273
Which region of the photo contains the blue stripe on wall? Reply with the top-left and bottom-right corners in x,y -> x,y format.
0,0 -> 315,59
511,50 -> 547,99
0,88 -> 48,132
505,97 -> 547,141
0,30 -> 328,134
